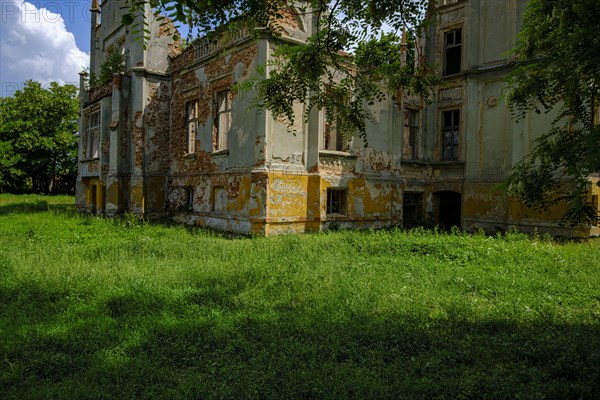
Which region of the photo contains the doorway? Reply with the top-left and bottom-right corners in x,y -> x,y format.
436,191 -> 461,231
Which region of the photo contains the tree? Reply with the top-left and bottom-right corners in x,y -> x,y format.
0,81 -> 79,194
124,0 -> 600,225
124,0 -> 434,141
506,0 -> 600,225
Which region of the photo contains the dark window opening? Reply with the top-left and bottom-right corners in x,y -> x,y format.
442,109 -> 460,161
403,192 -> 423,228
327,188 -> 347,215
444,29 -> 462,76
91,185 -> 97,214
185,187 -> 194,209
403,108 -> 420,160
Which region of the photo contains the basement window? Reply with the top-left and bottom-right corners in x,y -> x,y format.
444,28 -> 462,76
327,188 -> 347,215
186,101 -> 198,154
442,109 -> 460,161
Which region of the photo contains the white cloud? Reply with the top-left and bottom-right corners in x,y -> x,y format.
0,0 -> 89,95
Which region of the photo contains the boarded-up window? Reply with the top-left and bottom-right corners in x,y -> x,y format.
85,110 -> 100,159
215,91 -> 232,151
186,101 -> 198,154
403,108 -> 419,160
442,109 -> 460,161
212,186 -> 226,212
444,29 -> 462,76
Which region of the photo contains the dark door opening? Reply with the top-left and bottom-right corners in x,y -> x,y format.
437,191 -> 461,231
91,185 -> 97,214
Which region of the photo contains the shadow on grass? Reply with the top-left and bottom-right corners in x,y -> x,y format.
0,200 -> 76,216
1,278 -> 599,400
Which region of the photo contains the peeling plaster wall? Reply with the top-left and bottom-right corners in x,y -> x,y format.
78,0 -> 596,237
79,0 -> 177,216
168,35 -> 267,234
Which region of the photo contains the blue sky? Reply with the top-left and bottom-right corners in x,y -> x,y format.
0,0 -> 92,96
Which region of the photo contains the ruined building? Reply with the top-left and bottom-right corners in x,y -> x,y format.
77,0 -> 600,236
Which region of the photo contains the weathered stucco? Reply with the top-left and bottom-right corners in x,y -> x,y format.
77,0 -> 600,237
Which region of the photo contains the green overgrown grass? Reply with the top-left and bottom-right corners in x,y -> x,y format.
1,194 -> 599,399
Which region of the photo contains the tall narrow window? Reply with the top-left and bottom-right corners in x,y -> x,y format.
186,101 -> 198,154
442,109 -> 460,161
185,187 -> 194,210
322,87 -> 351,152
444,28 -> 462,76
323,115 -> 350,152
403,108 -> 420,160
215,91 -> 232,151
85,110 -> 100,159
592,195 -> 599,226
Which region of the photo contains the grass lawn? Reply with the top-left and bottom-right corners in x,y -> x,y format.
1,194 -> 599,399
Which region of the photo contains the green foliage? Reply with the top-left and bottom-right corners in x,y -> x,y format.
97,49 -> 126,86
0,81 -> 79,194
1,194 -> 600,399
506,0 -> 600,225
123,0 -> 436,140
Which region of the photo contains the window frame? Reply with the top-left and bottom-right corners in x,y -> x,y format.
186,100 -> 198,154
214,90 -> 232,151
323,114 -> 351,152
443,28 -> 462,76
403,108 -> 420,160
85,109 -> 101,160
441,109 -> 460,161
185,187 -> 194,210
326,188 -> 348,215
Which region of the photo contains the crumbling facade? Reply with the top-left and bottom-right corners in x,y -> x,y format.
78,0 -> 600,236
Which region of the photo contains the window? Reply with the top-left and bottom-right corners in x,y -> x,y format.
186,101 -> 198,154
118,38 -> 126,68
403,108 -> 420,160
442,109 -> 460,160
327,188 -> 347,215
403,192 -> 423,228
215,91 -> 232,151
444,28 -> 462,76
323,115 -> 350,152
322,88 -> 351,152
185,187 -> 194,209
85,110 -> 100,159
